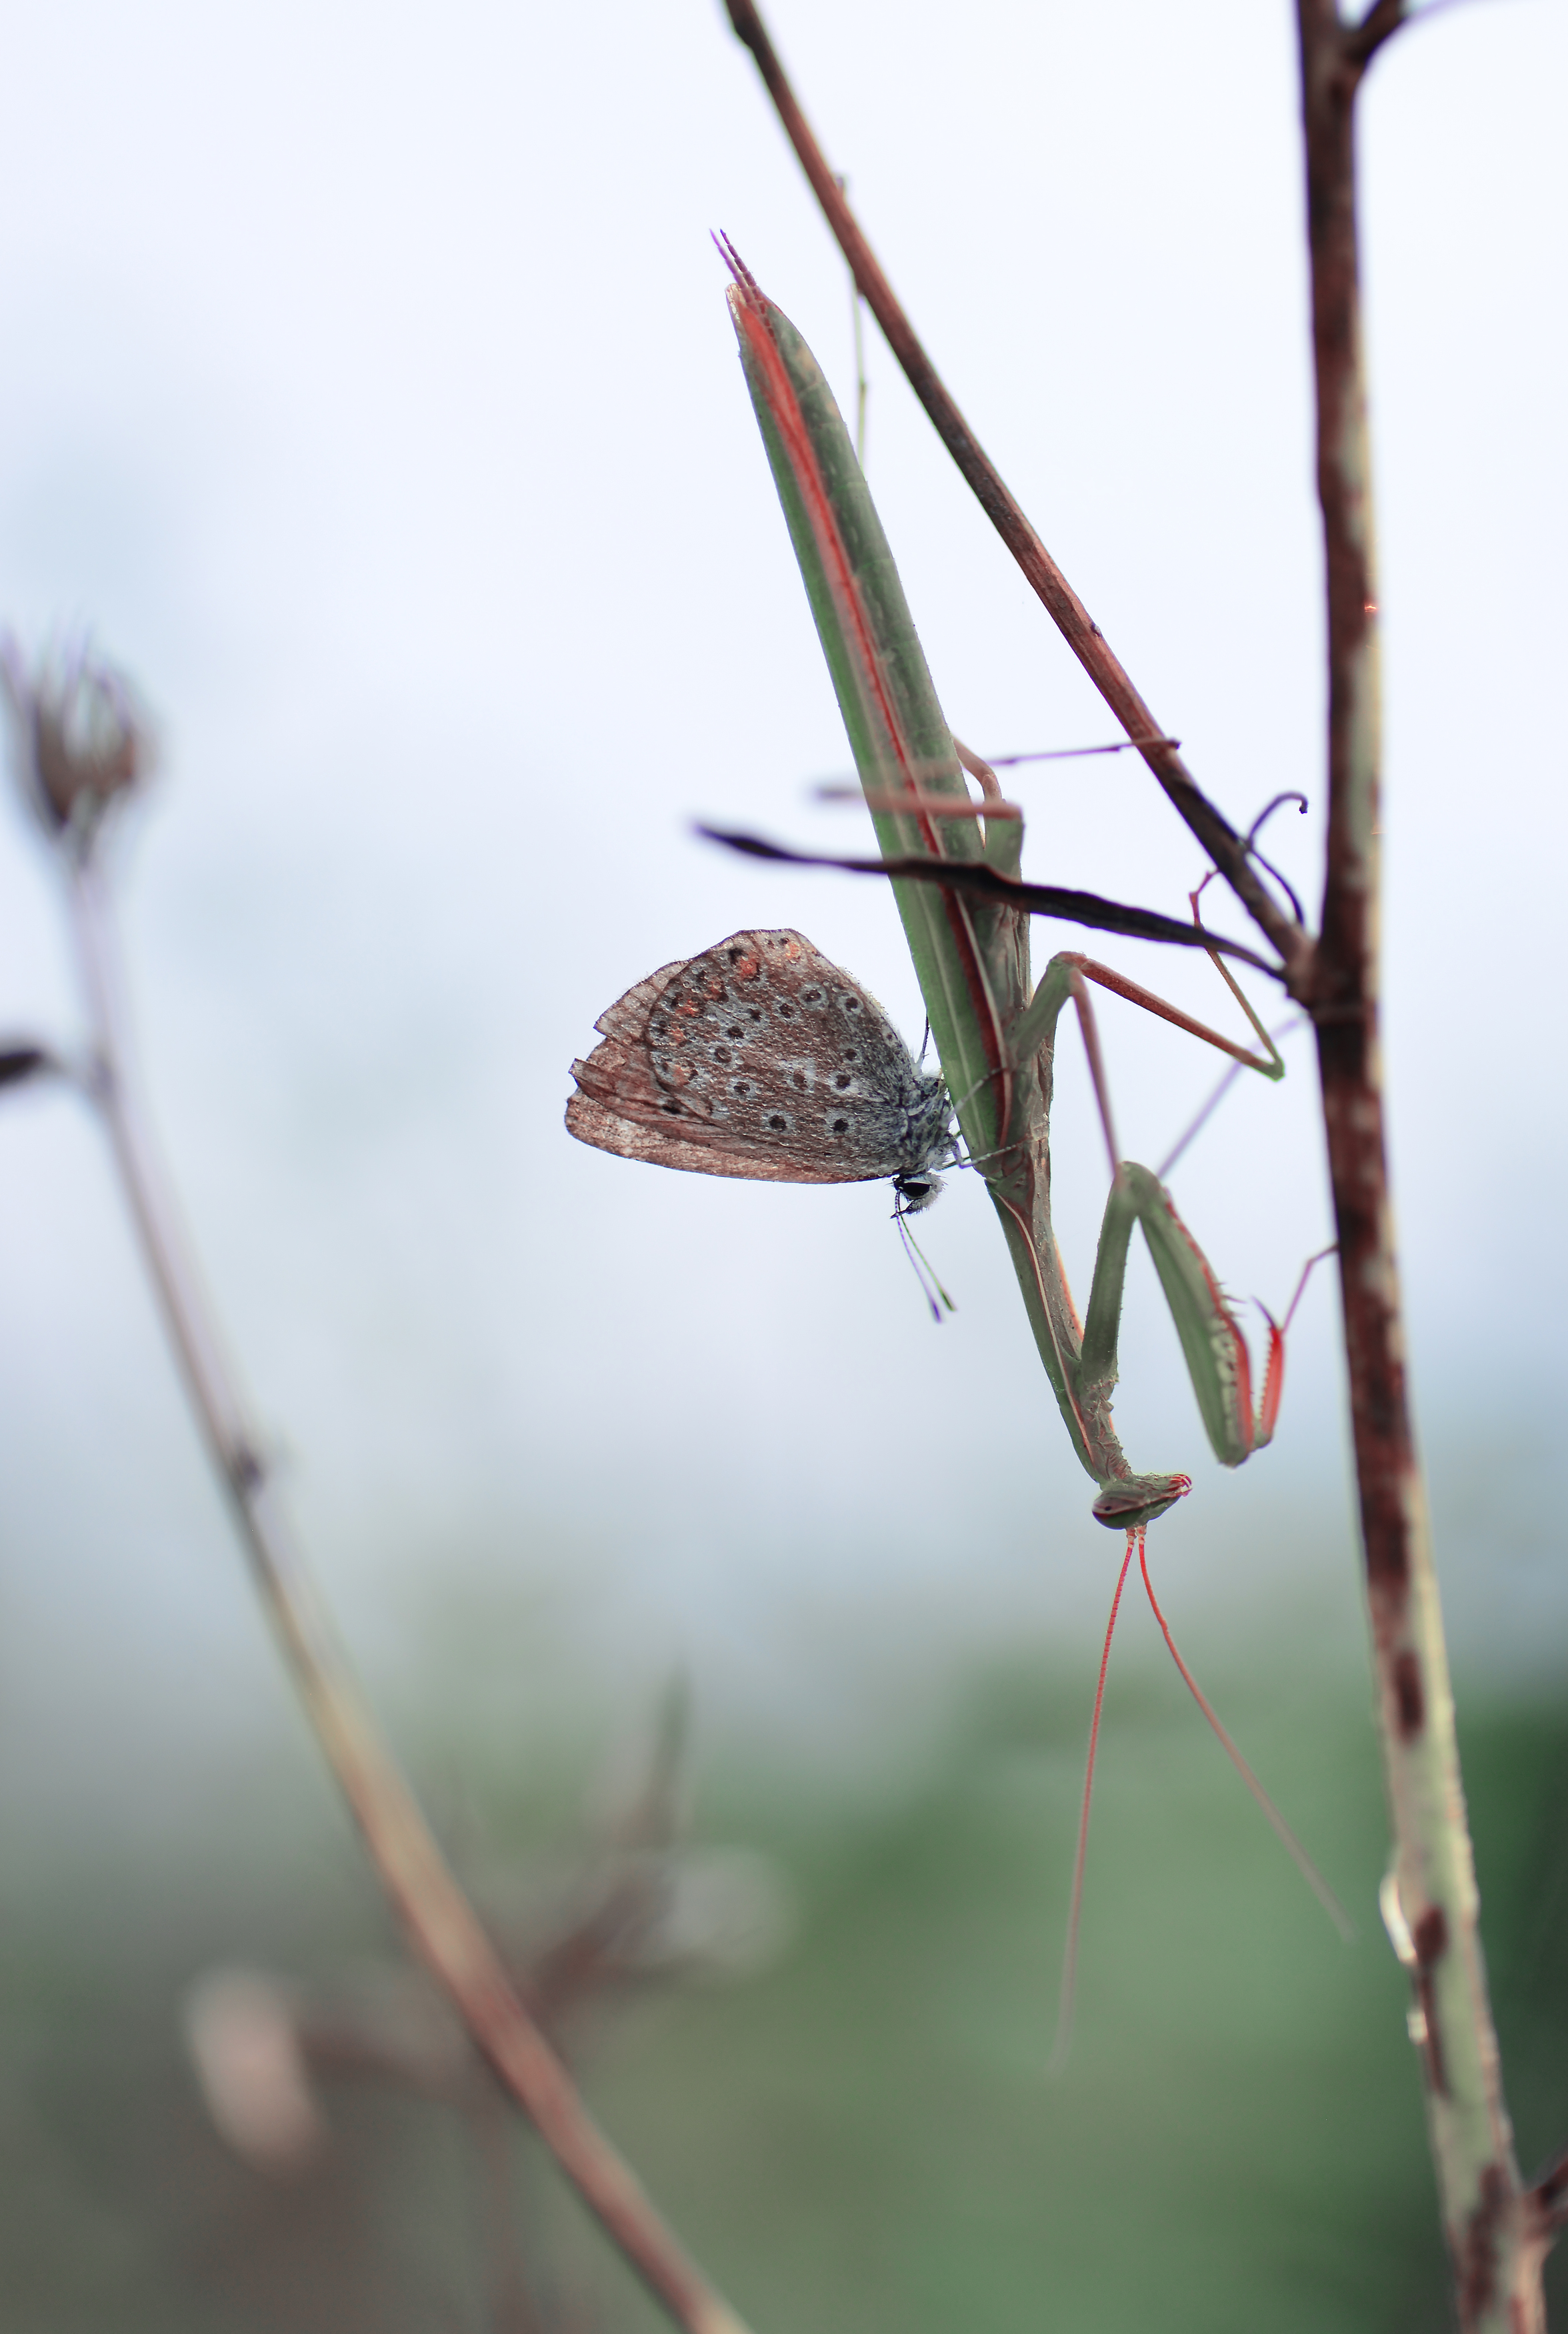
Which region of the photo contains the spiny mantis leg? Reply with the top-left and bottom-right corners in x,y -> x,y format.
1010,952 -> 1309,1504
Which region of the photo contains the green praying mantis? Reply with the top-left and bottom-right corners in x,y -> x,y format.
714,242 -> 1350,2043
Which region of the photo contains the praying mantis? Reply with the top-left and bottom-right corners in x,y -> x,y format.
715,245 -> 1350,2035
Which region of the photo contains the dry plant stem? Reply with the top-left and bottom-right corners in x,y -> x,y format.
65,856 -> 755,2334
1295,7 -> 1546,2324
723,0 -> 1308,979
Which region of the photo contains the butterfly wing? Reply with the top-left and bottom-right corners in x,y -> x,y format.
567,1026 -> 849,1183
566,928 -> 927,1186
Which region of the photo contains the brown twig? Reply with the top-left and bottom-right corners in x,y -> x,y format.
1295,5 -> 1537,2327
63,854 -> 755,2334
722,0 -> 1310,981
695,824 -> 1282,972
1344,0 -> 1415,68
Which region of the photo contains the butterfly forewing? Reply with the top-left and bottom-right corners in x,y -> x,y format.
567,929 -> 955,1194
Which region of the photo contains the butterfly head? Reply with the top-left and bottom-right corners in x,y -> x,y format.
893,1074 -> 960,1216
892,1170 -> 944,1217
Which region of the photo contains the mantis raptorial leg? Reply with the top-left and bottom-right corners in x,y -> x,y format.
1008,946 -> 1289,1498
999,935 -> 1351,2063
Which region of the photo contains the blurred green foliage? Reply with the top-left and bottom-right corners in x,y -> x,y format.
3,1648 -> 1565,2333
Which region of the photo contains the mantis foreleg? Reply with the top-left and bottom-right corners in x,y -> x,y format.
997,949 -> 1315,1529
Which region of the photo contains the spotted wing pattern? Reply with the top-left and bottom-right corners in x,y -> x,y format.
565,929 -> 953,1188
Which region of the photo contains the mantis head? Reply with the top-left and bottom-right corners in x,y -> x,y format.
1091,1472 -> 1192,1532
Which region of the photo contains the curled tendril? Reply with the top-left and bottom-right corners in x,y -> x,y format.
1243,792 -> 1309,925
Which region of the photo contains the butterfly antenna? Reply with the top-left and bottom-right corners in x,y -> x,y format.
897,1208 -> 955,1318
895,1208 -> 953,1322
1049,1530 -> 1138,2075
1135,1537 -> 1353,1941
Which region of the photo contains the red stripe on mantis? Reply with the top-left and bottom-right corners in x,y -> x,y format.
1255,1248 -> 1335,1448
725,277 -> 1013,1137
727,287 -> 941,858
1255,1309 -> 1288,1446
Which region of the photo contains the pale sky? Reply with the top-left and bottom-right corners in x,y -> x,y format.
0,0 -> 1563,1807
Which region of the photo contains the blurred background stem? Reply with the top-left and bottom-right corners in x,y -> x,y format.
62,844 -> 755,2334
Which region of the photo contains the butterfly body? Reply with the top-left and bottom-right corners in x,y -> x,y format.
566,929 -> 956,1211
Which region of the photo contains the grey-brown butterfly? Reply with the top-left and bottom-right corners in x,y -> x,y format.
565,929 -> 957,1213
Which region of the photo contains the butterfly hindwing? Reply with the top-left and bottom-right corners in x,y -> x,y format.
566,929 -> 955,1194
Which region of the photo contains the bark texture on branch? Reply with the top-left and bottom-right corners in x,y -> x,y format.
1295,6 -> 1545,2324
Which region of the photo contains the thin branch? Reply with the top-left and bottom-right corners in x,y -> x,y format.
65,856 -> 755,2334
722,0 -> 1312,982
1295,3 -> 1535,2325
1345,0 -> 1415,67
1344,0 -> 1478,73
695,824 -> 1283,974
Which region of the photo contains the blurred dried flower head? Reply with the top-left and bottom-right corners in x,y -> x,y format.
0,638 -> 154,846
183,1968 -> 325,2175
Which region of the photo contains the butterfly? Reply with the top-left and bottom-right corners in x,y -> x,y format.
565,929 -> 958,1213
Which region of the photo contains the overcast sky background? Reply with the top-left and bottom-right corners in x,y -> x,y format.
0,0 -> 1563,1819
